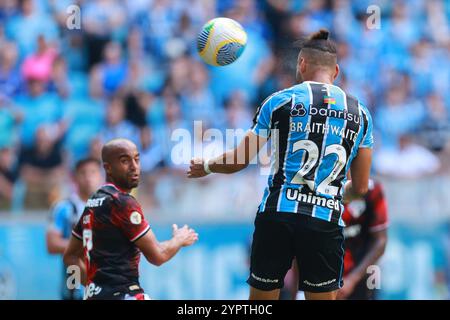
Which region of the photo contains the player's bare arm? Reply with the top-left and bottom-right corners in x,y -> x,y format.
46,229 -> 69,254
63,235 -> 87,285
343,147 -> 373,203
187,130 -> 268,178
135,224 -> 198,266
0,174 -> 13,201
337,229 -> 387,299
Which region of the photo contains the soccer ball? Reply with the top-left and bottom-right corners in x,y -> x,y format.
197,17 -> 247,66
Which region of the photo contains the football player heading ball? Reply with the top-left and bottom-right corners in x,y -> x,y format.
188,29 -> 374,300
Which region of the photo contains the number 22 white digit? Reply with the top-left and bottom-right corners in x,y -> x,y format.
290,140 -> 347,196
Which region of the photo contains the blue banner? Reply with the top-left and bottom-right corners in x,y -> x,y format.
0,221 -> 448,299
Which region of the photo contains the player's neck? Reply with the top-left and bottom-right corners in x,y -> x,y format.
105,178 -> 131,194
305,72 -> 334,85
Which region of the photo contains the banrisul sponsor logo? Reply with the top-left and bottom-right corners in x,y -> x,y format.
290,103 -> 307,117
290,103 -> 361,124
310,105 -> 360,124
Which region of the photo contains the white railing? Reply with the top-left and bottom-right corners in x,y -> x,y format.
2,173 -> 450,225
378,176 -> 450,225
143,173 -> 450,224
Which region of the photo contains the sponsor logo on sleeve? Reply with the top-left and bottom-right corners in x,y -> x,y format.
130,211 -> 142,225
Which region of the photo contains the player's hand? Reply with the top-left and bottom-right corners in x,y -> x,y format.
336,274 -> 358,300
172,224 -> 199,247
187,158 -> 209,178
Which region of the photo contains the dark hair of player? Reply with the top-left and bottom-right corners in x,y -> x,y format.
302,29 -> 337,53
75,157 -> 101,173
297,29 -> 337,68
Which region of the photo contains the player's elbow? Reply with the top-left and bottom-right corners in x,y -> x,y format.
143,253 -> 165,267
62,252 -> 71,267
152,259 -> 164,267
151,257 -> 165,267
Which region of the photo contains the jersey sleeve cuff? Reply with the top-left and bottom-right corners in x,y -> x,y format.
130,225 -> 151,242
369,222 -> 389,233
250,127 -> 270,139
72,230 -> 82,241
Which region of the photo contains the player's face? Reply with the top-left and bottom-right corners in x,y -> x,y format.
75,162 -> 102,196
109,145 -> 141,191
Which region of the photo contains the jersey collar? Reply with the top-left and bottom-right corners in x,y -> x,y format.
102,183 -> 129,194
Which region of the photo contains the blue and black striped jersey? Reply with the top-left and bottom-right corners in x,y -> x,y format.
251,81 -> 373,226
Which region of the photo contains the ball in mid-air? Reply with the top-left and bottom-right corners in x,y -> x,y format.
197,17 -> 247,66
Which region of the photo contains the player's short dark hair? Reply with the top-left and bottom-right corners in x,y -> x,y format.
295,29 -> 337,67
301,29 -> 337,54
75,157 -> 101,172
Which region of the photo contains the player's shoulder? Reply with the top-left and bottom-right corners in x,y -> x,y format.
261,86 -> 295,109
338,90 -> 372,122
81,184 -> 120,213
117,192 -> 140,209
267,82 -> 328,104
337,89 -> 360,107
99,184 -> 140,210
354,99 -> 371,119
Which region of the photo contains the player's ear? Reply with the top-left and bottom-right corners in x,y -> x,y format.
103,162 -> 111,176
300,57 -> 307,73
333,64 -> 340,81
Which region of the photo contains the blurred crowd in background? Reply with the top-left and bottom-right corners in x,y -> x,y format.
0,0 -> 449,213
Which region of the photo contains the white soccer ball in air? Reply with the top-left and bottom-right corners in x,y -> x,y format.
197,17 -> 247,66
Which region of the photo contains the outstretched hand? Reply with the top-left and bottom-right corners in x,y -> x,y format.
172,224 -> 199,247
187,158 -> 209,178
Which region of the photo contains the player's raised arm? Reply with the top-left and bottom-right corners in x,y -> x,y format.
187,130 -> 268,178
109,190 -> 198,266
188,91 -> 277,178
135,224 -> 198,266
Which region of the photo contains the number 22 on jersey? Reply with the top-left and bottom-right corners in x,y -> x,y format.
290,139 -> 346,196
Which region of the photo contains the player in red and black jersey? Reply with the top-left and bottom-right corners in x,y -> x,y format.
63,139 -> 198,300
282,179 -> 388,300
337,179 -> 388,300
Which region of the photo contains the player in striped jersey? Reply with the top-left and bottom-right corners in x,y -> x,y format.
188,29 -> 373,300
